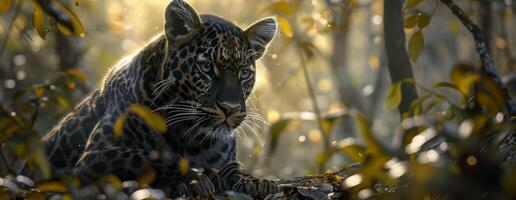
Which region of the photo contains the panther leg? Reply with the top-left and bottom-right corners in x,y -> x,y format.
153,171 -> 216,198
73,147 -> 147,183
218,162 -> 278,198
75,148 -> 216,198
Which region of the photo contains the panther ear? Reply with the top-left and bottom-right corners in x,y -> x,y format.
164,0 -> 202,48
244,17 -> 278,60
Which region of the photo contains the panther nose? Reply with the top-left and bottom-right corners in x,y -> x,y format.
218,101 -> 241,116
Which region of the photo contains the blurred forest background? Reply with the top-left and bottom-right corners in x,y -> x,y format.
0,0 -> 515,199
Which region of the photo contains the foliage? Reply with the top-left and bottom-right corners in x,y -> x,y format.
1,0 -> 515,199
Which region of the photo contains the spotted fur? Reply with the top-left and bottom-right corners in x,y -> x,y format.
36,0 -> 278,198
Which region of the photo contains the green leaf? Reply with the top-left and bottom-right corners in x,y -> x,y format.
408,95 -> 431,117
432,82 -> 458,90
336,138 -> 366,163
267,119 -> 291,155
33,3 -> 47,40
422,99 -> 443,114
384,81 -> 402,112
0,0 -> 11,13
352,111 -> 388,156
129,104 -> 167,133
408,30 -> 424,62
405,0 -> 423,9
32,144 -> 51,179
404,14 -> 418,29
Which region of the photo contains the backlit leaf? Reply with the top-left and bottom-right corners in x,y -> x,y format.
66,69 -> 87,83
0,0 -> 11,13
129,104 -> 167,133
33,3 -> 46,39
405,0 -> 423,9
114,113 -> 127,138
36,181 -> 67,193
384,81 -> 402,112
408,30 -> 424,62
277,16 -> 293,38
450,63 -> 479,96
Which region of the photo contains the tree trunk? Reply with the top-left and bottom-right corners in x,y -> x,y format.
383,0 -> 419,118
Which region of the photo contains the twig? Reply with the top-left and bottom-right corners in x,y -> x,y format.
297,48 -> 329,172
440,0 -> 515,116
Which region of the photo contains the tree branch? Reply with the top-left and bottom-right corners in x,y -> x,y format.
440,0 -> 516,116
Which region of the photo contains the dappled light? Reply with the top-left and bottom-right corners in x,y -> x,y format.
1,0 -> 515,199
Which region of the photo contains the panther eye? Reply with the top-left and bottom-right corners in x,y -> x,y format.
199,63 -> 212,73
239,68 -> 253,79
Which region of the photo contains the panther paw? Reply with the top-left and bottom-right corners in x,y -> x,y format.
232,178 -> 279,198
169,174 -> 216,198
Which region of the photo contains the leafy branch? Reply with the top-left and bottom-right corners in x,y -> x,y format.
440,0 -> 515,116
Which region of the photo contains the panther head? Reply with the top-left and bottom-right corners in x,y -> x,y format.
152,0 -> 277,140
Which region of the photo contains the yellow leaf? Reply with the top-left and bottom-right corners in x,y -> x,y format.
138,166 -> 156,187
408,30 -> 424,62
56,22 -> 72,36
52,1 -> 85,37
129,104 -> 167,133
66,69 -> 87,83
404,14 -> 418,29
475,76 -> 506,116
33,3 -> 46,39
63,194 -> 72,200
417,13 -> 431,28
265,2 -> 295,15
404,0 -> 423,9
179,157 -> 189,176
0,0 -> 11,13
104,175 -> 122,190
33,86 -> 45,98
27,191 -> 46,200
36,181 -> 68,193
451,63 -> 479,97
114,113 -> 127,138
277,16 -> 293,38
384,81 -> 402,112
